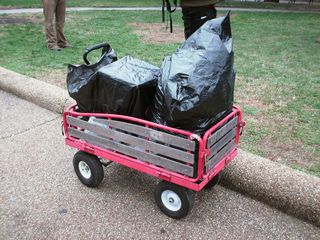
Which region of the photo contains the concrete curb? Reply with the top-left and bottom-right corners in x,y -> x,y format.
222,149 -> 320,227
1,66 -> 319,227
0,67 -> 74,113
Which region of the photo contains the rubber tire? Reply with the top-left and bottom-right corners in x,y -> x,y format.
73,151 -> 104,187
154,181 -> 194,219
204,171 -> 223,189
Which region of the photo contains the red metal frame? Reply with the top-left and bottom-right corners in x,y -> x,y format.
63,105 -> 244,192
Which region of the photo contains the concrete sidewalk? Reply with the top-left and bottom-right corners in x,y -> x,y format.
1,89 -> 319,239
0,67 -> 319,228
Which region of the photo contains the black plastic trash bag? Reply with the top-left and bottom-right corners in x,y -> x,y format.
148,12 -> 235,135
67,43 -> 118,113
93,56 -> 159,118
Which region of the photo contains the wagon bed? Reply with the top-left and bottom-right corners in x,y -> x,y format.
62,104 -> 245,218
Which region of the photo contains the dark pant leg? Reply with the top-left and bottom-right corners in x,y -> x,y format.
182,5 -> 217,40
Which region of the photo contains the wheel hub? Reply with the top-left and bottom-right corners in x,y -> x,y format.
161,190 -> 182,212
79,161 -> 91,179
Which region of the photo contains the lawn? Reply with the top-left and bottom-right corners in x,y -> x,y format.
1,0 -> 319,11
1,0 -> 161,8
0,10 -> 319,176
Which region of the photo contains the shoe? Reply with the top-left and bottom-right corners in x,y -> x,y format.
59,43 -> 73,48
49,45 -> 62,51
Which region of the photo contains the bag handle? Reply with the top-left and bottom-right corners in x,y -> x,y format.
83,43 -> 111,65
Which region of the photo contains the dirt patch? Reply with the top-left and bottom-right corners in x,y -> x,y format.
128,15 -> 238,45
36,70 -> 67,89
128,22 -> 184,44
239,91 -> 319,170
234,75 -> 319,170
260,135 -> 316,166
0,16 -> 40,25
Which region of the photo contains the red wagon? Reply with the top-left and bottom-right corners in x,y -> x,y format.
62,104 -> 245,219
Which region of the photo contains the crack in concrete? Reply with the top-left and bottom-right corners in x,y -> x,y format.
0,116 -> 60,140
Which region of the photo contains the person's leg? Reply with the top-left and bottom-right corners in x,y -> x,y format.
56,0 -> 69,47
43,0 -> 59,49
182,5 -> 216,39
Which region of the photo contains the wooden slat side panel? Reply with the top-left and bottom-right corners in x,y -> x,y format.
67,117 -> 195,164
208,127 -> 237,159
68,118 -> 195,164
68,128 -> 194,176
205,138 -> 236,173
93,118 -> 195,151
67,116 -> 195,164
207,117 -> 237,148
67,116 -> 110,136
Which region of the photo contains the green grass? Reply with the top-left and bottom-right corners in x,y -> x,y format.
0,0 -> 161,8
217,2 -> 320,11
233,12 -> 320,143
1,0 -> 319,11
291,164 -> 320,177
0,11 -> 180,74
0,10 -> 319,176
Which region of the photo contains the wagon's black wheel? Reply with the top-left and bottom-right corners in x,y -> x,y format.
205,171 -> 223,189
73,151 -> 104,187
154,181 -> 194,219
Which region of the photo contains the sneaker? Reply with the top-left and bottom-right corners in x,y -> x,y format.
49,45 -> 62,51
